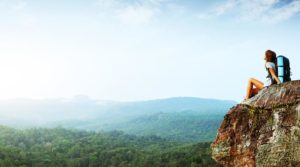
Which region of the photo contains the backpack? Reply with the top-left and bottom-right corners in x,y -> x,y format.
277,55 -> 291,83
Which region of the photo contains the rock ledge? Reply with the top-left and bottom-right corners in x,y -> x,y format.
211,80 -> 300,167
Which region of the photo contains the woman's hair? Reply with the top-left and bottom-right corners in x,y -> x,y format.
265,50 -> 277,63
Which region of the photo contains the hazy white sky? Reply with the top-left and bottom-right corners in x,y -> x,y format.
0,0 -> 300,102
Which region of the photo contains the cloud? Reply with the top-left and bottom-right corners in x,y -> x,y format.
118,5 -> 157,24
0,0 -> 27,10
198,0 -> 300,23
96,0 -> 173,25
0,0 -> 37,27
12,0 -> 27,10
196,0 -> 241,20
263,0 -> 300,23
214,0 -> 237,16
97,0 -> 120,9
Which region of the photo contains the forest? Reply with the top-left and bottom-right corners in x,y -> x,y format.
0,125 -> 220,167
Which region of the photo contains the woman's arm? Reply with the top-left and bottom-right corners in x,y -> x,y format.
268,68 -> 281,84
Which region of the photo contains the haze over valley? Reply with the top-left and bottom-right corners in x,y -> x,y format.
0,96 -> 235,143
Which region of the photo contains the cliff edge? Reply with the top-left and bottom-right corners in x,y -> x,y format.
211,80 -> 300,167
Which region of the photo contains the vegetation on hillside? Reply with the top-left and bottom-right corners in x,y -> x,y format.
0,125 -> 220,167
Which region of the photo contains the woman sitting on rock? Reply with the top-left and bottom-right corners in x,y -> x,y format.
245,50 -> 281,99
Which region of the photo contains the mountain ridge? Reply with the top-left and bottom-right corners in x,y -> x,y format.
0,97 -> 236,142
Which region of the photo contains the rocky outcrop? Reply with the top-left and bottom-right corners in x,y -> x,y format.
211,80 -> 300,167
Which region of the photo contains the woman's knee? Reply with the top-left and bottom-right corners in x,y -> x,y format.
248,78 -> 255,84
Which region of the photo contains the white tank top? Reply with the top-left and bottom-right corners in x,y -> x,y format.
265,62 -> 276,86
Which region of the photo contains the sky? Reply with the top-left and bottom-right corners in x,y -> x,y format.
0,0 -> 300,102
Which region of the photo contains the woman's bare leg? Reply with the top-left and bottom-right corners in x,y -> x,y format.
245,78 -> 264,99
246,79 -> 254,99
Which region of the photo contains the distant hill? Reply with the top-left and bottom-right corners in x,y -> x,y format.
0,97 -> 236,142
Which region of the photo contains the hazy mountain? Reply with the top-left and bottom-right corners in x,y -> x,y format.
0,96 -> 236,142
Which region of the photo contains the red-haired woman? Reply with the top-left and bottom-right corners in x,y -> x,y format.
245,50 -> 281,99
